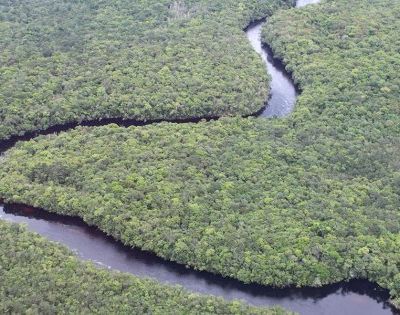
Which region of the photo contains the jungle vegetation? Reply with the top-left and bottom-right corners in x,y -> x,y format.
0,0 -> 292,141
2,113 -> 400,304
0,220 -> 288,314
1,0 -> 400,311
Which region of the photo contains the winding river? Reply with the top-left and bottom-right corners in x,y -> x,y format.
246,21 -> 297,117
1,0 -> 399,314
0,204 -> 397,314
246,0 -> 314,117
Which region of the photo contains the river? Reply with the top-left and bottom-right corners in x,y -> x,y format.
0,204 -> 397,314
246,21 -> 297,117
1,0 -> 399,314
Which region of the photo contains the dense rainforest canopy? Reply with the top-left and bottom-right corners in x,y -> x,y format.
0,0 -> 292,140
1,0 -> 400,311
0,221 -> 288,314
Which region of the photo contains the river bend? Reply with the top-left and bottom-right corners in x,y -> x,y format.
1,0 -> 398,314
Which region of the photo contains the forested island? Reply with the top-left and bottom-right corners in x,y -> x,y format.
1,0 -> 399,314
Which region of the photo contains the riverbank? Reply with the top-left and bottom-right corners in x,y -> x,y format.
0,219 -> 290,314
1,0 -> 400,313
1,203 -> 398,314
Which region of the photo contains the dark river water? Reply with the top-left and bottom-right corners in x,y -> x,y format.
1,0 -> 399,314
1,204 -> 398,315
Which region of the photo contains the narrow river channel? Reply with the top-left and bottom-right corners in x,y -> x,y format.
1,1 -> 399,314
246,0 -> 318,117
246,21 -> 297,117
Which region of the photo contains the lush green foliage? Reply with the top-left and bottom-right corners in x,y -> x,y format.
0,0 -> 292,140
263,0 -> 400,148
0,220 -> 289,314
1,0 -> 400,310
1,114 -> 400,304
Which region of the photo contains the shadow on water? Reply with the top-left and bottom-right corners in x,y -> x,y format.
0,116 -> 217,155
245,19 -> 298,118
1,203 -> 398,315
244,0 -> 324,117
1,1 -> 399,314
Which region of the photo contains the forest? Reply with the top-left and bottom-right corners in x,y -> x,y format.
0,220 -> 288,314
0,0 -> 292,141
2,114 -> 400,304
1,0 -> 400,312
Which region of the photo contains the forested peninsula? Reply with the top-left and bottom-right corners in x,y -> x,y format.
1,0 -> 400,312
0,0 -> 291,141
